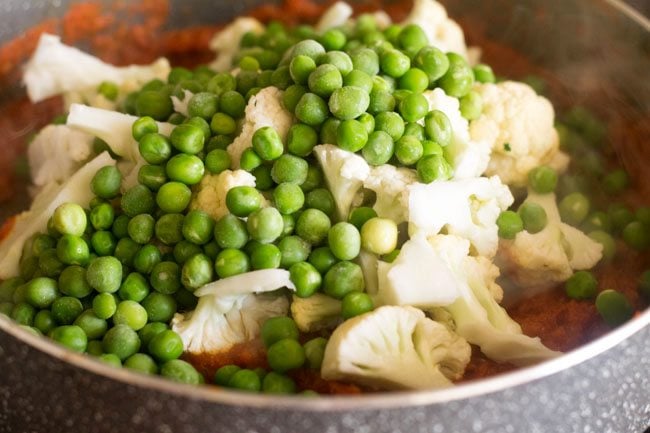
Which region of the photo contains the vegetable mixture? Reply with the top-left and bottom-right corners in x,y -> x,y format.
0,0 -> 647,394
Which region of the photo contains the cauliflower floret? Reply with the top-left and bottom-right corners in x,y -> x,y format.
27,125 -> 93,192
313,144 -> 371,220
424,88 -> 491,179
408,176 -> 514,257
190,170 -> 257,220
209,17 -> 265,72
172,269 -> 295,354
290,294 -> 342,333
228,87 -> 293,168
402,0 -> 468,58
428,235 -> 561,366
316,2 -> 353,32
0,152 -> 115,279
497,191 -> 603,301
375,235 -> 460,308
171,90 -> 194,117
321,305 -> 471,390
363,165 -> 418,225
24,34 -> 170,108
471,81 -> 562,186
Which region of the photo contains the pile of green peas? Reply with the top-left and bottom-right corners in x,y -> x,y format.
494,104 -> 647,326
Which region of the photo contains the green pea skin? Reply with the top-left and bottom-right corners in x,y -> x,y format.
341,292 -> 374,319
497,211 -> 524,239
328,86 -> 370,121
267,338 -> 306,373
337,119 -> 368,152
323,261 -> 365,299
261,316 -> 299,348
518,202 -> 548,234
289,262 -> 322,298
181,253 -> 214,291
595,290 -> 634,326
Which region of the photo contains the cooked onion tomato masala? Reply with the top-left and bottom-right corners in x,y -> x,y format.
0,0 -> 647,394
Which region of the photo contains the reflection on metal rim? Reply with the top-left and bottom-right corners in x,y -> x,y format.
1,307 -> 648,411
606,0 -> 650,30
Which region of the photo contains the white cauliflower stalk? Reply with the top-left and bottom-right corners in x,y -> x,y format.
375,235 -> 460,308
290,294 -> 342,333
471,81 -> 563,186
171,90 -> 194,117
321,305 -> 471,390
24,34 -> 170,108
171,269 -> 295,354
0,152 -> 116,279
498,191 -> 603,301
27,125 -> 93,192
316,2 -> 353,32
429,235 -> 562,366
228,87 -> 293,168
190,170 -> 257,220
408,176 -> 514,257
363,164 -> 418,224
313,144 -> 371,220
424,88 -> 491,179
402,0 -> 468,58
209,17 -> 265,72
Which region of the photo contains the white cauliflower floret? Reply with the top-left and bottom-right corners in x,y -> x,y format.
497,191 -> 603,301
24,34 -> 170,108
0,152 -> 115,279
316,2 -> 353,32
190,170 -> 257,220
471,81 -> 562,186
375,235 -> 460,308
27,124 -> 93,192
424,88 -> 491,179
290,294 -> 342,333
313,144 -> 371,220
428,235 -> 561,366
363,165 -> 418,225
408,176 -> 514,257
209,17 -> 265,72
171,90 -> 194,117
402,0 -> 468,58
228,87 -> 293,168
171,269 -> 295,354
321,305 -> 471,390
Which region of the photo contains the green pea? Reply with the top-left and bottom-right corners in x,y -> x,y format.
282,83 -> 307,112
609,204 -> 634,233
52,203 -> 87,237
360,131 -> 393,166
98,80 -> 119,101
247,207 -> 284,244
91,165 -> 122,199
11,302 -> 36,326
588,230 -> 616,261
217,90 -> 246,118
303,337 -> 327,370
132,116 -> 158,141
33,310 -> 56,334
595,290 -> 634,326
114,237 -> 140,267
417,154 -> 453,183
497,211 -> 524,239
320,51 -> 353,76
301,165 -> 324,193
459,90 -> 483,120
181,253 -> 214,291
156,182 -> 192,214
287,124 -> 318,157
124,353 -> 158,375
438,52 -> 474,98
341,292 -> 374,319
126,214 -> 155,245
148,329 -> 183,362
559,192 -> 590,226
472,64 -> 495,83
328,86 -> 370,121
165,154 -> 205,186
622,221 -> 650,251
73,310 -> 108,340
150,261 -> 181,294
528,165 -> 558,194
295,93 -> 329,126
296,208 -> 331,245
289,262 -> 322,298
182,210 -> 215,245
565,271 -> 598,300
290,55 -> 317,84
37,249 -> 64,278
0,278 -> 22,303
519,202 -> 548,234
89,203 -> 114,231
214,364 -> 242,386
188,92 -> 219,119
136,90 -> 173,121
93,293 -> 117,320
204,149 -> 231,174
102,324 -> 141,361
261,316 -> 299,348
271,154 -> 309,185
399,92 -> 429,123
51,296 -> 83,325
138,133 -> 172,165
121,185 -> 155,217
328,222 -> 361,261
51,325 -> 87,352
90,231 -> 116,256
30,234 -> 56,258
267,338 -> 306,373
226,186 -> 264,217
278,235 -> 312,268
424,110 -> 452,147
320,28 -> 346,51
214,214 -> 249,249
273,183 -> 305,215
343,70 -> 373,94
337,119 -> 368,152
250,244 -> 282,270
170,123 -> 205,154
24,277 -> 58,309
270,65 -> 292,90
155,213 -> 185,245
138,322 -> 168,348
86,256 -> 122,293
207,72 -> 236,95
380,49 -> 410,78
113,300 -> 148,331
262,372 -> 296,394
215,249 -> 251,278
603,169 -> 629,195
323,261 -> 365,299
56,235 -> 89,266
374,111 -> 405,141
142,292 -> 177,323
228,369 -> 262,392
119,272 -> 150,302
210,113 -> 237,136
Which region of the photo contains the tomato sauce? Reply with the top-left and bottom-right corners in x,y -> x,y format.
0,0 -> 647,391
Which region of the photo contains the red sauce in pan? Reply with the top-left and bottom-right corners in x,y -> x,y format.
0,0 -> 647,392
